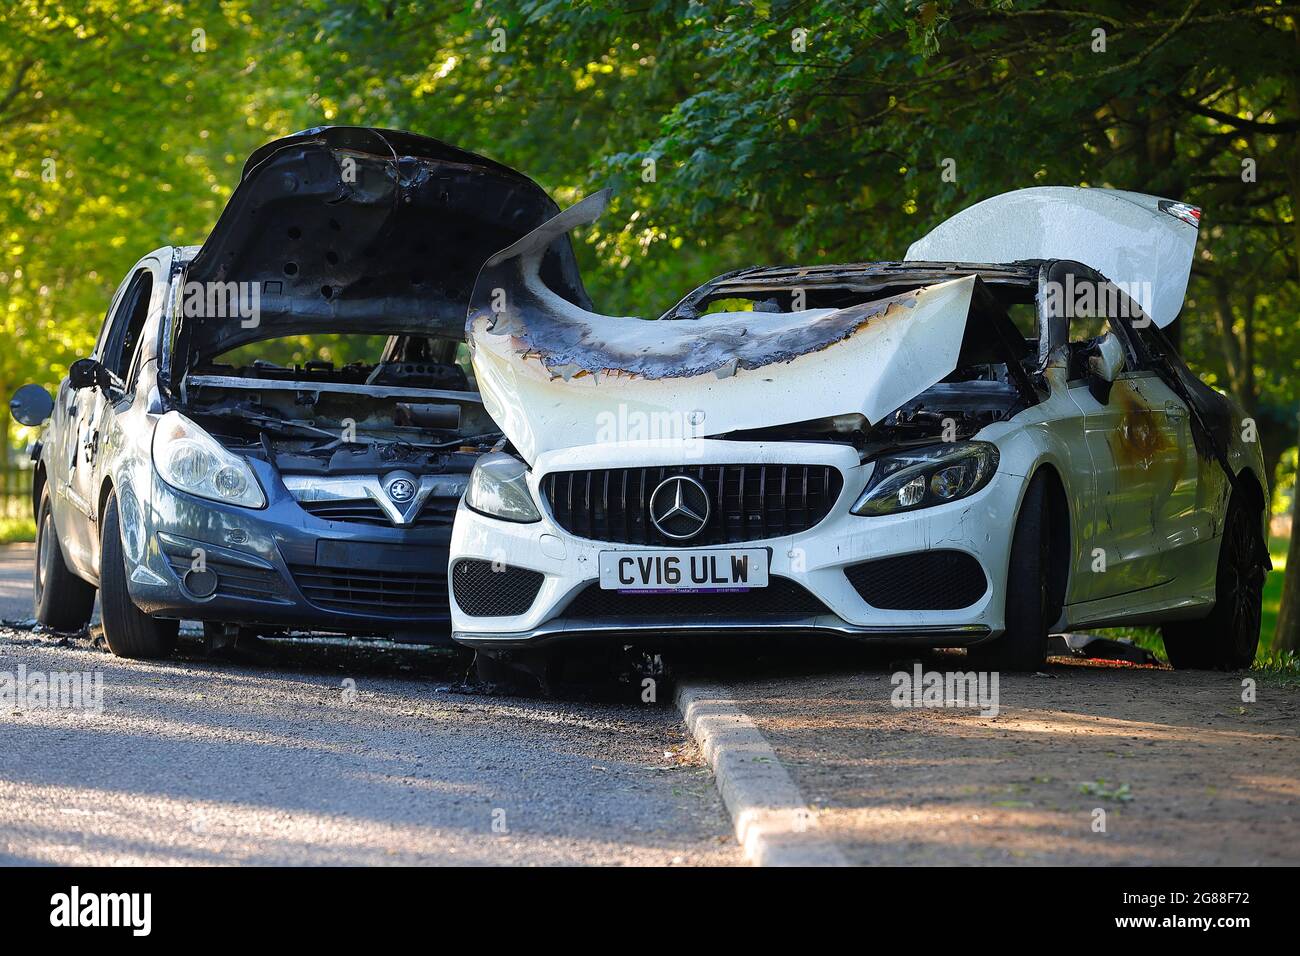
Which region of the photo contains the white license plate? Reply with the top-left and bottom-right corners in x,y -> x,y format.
598,549 -> 769,593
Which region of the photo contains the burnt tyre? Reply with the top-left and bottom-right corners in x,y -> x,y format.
1162,494 -> 1264,670
33,484 -> 97,630
99,491 -> 178,659
969,472 -> 1055,672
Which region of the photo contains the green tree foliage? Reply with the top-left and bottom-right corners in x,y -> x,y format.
1,0 -> 1298,640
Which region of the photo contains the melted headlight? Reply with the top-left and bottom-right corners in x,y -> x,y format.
852,441 -> 998,516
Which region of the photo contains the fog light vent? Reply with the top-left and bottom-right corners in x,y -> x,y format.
452,559 -> 544,617
183,567 -> 219,598
845,551 -> 987,610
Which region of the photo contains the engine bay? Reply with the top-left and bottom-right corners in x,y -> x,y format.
177,333 -> 500,478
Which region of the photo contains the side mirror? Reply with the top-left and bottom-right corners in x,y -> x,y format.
9,383 -> 54,426
68,357 -> 119,392
1087,332 -> 1126,384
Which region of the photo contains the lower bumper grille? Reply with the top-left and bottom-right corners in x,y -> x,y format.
564,577 -> 830,618
451,559 -> 545,617
845,551 -> 988,610
290,565 -> 451,618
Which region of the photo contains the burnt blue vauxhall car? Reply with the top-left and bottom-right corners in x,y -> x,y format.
10,127 -> 592,658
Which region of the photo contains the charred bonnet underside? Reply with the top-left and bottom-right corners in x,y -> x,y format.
174,126 -> 589,373
165,127 -> 599,476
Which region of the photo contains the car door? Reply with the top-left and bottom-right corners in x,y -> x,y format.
57,273 -> 130,576
1129,318 -> 1229,584
62,265 -> 159,578
1064,274 -> 1200,599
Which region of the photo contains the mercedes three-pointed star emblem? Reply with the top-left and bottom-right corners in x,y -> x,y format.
648,475 -> 711,540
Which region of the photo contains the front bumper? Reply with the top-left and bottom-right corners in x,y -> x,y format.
449,440 -> 1021,649
453,618 -> 991,650
125,461 -> 454,639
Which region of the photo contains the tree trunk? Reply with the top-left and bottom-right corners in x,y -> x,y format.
1269,19 -> 1300,656
1212,278 -> 1247,406
1273,413 -> 1300,655
1241,284 -> 1257,412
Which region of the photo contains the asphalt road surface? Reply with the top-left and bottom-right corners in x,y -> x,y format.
5,541 -> 1298,867
0,544 -> 738,866
0,543 -> 34,622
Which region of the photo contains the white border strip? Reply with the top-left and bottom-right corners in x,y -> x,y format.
677,681 -> 849,867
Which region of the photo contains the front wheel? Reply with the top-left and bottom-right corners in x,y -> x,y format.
99,491 -> 178,659
968,473 -> 1054,672
1162,495 -> 1263,670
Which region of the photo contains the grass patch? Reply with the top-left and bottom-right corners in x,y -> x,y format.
0,517 -> 35,544
1252,650 -> 1300,685
1078,780 -> 1133,802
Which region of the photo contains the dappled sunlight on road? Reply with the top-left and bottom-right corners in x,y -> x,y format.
0,780 -> 713,867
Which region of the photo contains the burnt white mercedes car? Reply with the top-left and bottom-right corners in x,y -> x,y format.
450,187 -> 1268,680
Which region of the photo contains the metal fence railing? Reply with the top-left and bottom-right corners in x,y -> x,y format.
1,467 -> 35,520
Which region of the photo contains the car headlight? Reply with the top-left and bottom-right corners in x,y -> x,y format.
152,411 -> 266,509
852,441 -> 998,516
464,452 -> 541,523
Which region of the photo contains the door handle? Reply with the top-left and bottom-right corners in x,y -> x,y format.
1164,400 -> 1186,423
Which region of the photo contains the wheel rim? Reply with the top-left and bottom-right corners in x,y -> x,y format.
1225,507 -> 1263,658
37,509 -> 52,592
